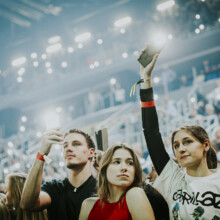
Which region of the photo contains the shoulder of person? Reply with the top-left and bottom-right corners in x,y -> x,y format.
126,187 -> 146,201
79,197 -> 99,220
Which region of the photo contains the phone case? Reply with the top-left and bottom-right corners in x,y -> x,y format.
138,47 -> 158,67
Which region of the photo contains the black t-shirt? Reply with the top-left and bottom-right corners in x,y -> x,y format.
41,175 -> 97,220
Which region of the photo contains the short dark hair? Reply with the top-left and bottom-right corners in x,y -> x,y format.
171,125 -> 217,169
64,129 -> 95,149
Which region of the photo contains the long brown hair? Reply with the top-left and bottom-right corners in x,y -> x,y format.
6,173 -> 47,220
171,125 -> 217,169
98,144 -> 142,203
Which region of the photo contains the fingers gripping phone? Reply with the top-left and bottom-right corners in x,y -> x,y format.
138,46 -> 160,68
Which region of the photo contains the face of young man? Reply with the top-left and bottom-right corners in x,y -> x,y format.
63,133 -> 94,169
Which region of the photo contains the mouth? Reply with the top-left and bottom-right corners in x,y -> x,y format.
180,155 -> 189,160
117,174 -> 129,178
66,155 -> 75,159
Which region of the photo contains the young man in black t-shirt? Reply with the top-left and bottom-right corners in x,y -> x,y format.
21,128 -> 96,220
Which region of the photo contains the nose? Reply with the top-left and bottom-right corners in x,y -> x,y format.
178,144 -> 186,154
120,162 -> 128,172
65,143 -> 73,152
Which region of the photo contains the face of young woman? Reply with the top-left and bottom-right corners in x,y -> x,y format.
106,148 -> 135,188
173,130 -> 207,168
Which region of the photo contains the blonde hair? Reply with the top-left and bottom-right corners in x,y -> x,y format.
98,144 -> 142,204
6,173 -> 47,220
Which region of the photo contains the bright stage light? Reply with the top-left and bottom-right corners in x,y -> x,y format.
78,43 -> 83,49
89,64 -> 94,69
8,142 -> 14,148
120,28 -> 126,34
18,68 -> 25,76
154,94 -> 159,100
45,62 -> 51,68
36,131 -> 42,137
17,77 -> 23,83
195,14 -> 200,19
41,54 -> 47,60
15,162 -> 20,169
59,161 -> 64,167
31,53 -> 37,59
74,32 -> 91,43
97,39 -> 103,45
191,97 -> 196,103
122,52 -> 128,58
46,43 -> 62,53
20,126 -> 26,132
12,57 -> 27,67
195,28 -> 200,34
114,16 -> 132,27
153,77 -> 160,84
67,47 -> 74,53
94,61 -> 99,67
4,168 -> 9,174
47,68 -> 53,74
110,78 -> 116,85
33,61 -> 39,67
199,24 -> 204,30
157,0 -> 175,11
48,35 -> 61,44
43,111 -> 60,129
21,116 -> 27,122
61,61 -> 67,68
151,31 -> 167,49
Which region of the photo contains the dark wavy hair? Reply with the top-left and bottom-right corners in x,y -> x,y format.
171,125 -> 217,169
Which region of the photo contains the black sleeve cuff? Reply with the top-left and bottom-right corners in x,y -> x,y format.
140,88 -> 154,102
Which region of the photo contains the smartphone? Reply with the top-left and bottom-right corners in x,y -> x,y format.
138,46 -> 160,67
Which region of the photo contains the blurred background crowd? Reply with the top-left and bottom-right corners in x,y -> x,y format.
0,0 -> 220,190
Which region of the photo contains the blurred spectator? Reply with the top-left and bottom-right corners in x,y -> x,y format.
212,127 -> 220,152
112,82 -> 125,105
0,181 -> 6,194
87,88 -> 103,112
5,173 -> 47,220
0,193 -> 10,220
205,103 -> 215,116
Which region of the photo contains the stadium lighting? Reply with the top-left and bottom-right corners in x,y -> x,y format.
18,67 -> 25,76
46,43 -> 62,53
195,28 -> 200,34
21,116 -> 27,122
114,16 -> 132,27
157,0 -> 175,11
43,111 -> 60,129
59,161 -> 64,167
17,76 -> 23,82
153,77 -> 160,84
120,28 -> 126,34
20,126 -> 26,132
199,24 -> 205,30
30,53 -> 37,59
4,168 -> 9,174
78,43 -> 83,49
191,97 -> 196,103
11,57 -> 27,67
154,94 -> 159,100
15,162 -> 21,169
41,54 -> 47,60
61,61 -> 67,68
122,52 -> 128,58
151,31 -> 167,49
33,61 -> 39,67
110,78 -> 117,85
45,62 -> 51,68
48,35 -> 61,44
8,142 -> 14,148
97,39 -> 103,45
74,32 -> 91,43
67,47 -> 74,53
195,14 -> 200,19
94,61 -> 100,67
47,68 -> 53,74
89,64 -> 94,69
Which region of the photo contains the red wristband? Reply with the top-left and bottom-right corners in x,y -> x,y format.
37,152 -> 45,162
141,101 -> 155,108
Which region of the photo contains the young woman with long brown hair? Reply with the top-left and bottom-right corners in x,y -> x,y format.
79,144 -> 155,220
138,45 -> 220,219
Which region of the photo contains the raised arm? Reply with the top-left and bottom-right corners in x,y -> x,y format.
20,128 -> 63,210
139,46 -> 169,175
